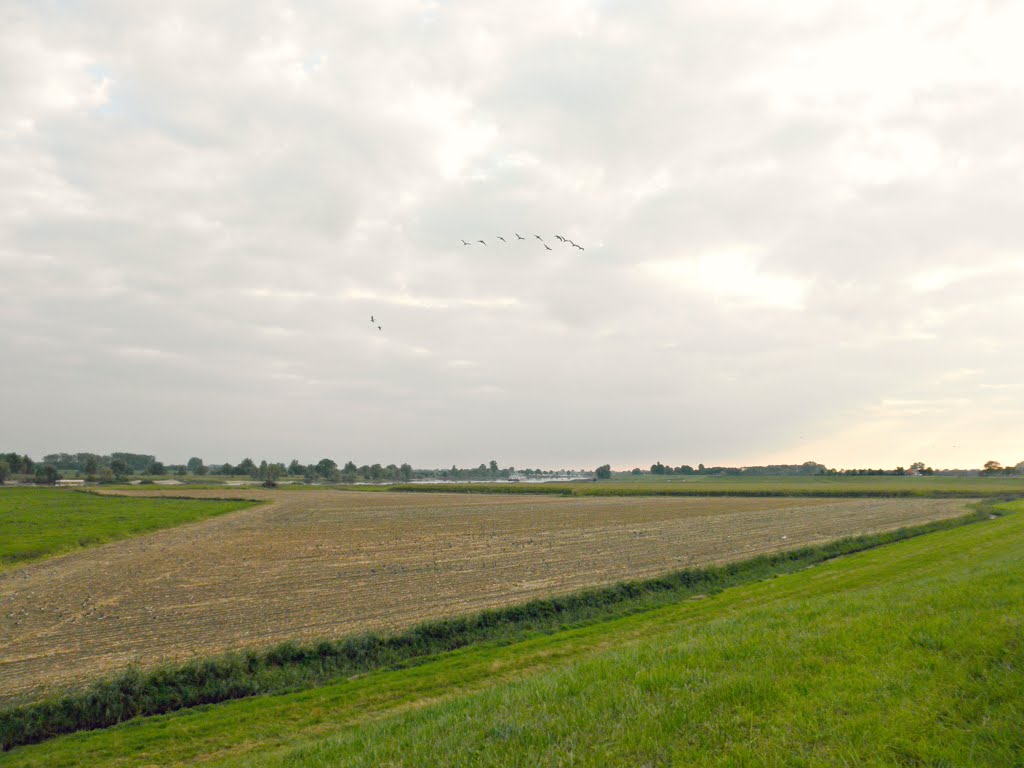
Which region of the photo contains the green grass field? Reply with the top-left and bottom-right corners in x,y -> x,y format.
393,474 -> 1024,497
5,500 -> 1019,767
0,489 -> 258,570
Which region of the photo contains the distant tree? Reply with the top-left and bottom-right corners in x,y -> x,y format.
0,459 -> 10,484
631,467 -> 643,475
147,461 -> 166,475
650,462 -> 667,475
112,453 -> 156,473
400,462 -> 413,481
83,456 -> 99,476
287,459 -> 303,476
175,466 -> 187,476
489,460 -> 499,474
316,458 -> 338,478
982,460 -> 1003,475
237,458 -> 257,477
35,464 -> 59,485
595,464 -> 612,480
910,462 -> 926,473
110,458 -> 129,478
369,463 -> 384,481
187,457 -> 205,474
1015,461 -> 1024,476
257,460 -> 269,480
267,463 -> 285,481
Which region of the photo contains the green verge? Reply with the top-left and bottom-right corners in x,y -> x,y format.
2,500 -> 1020,767
390,475 -> 1024,497
0,489 -> 259,571
0,499 -> 1006,752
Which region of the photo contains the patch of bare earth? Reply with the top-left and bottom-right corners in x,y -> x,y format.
0,490 -> 971,703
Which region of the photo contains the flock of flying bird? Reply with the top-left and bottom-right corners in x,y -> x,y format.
460,233 -> 585,252
371,234 -> 587,333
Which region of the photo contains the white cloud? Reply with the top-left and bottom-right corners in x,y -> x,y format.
642,250 -> 809,311
1,0 -> 1022,468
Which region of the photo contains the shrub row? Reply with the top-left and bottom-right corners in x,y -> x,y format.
0,502 -> 1004,752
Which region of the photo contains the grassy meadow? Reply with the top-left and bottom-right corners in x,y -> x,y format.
393,474 -> 1024,497
3,500 -> 1019,766
0,489 -> 258,570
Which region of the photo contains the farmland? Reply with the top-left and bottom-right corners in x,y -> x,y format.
392,474 -> 1024,497
1,500 -> 1017,767
0,488 -> 973,704
0,488 -> 258,571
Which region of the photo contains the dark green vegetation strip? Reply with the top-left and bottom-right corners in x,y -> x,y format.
0,489 -> 258,570
0,499 -> 1004,752
390,476 -> 1024,497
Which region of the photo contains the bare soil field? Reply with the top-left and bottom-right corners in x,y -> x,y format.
0,490 -> 972,703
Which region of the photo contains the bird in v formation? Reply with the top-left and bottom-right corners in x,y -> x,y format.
374,233 -> 590,335
460,233 -> 587,251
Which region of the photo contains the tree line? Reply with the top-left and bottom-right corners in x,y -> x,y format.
0,452 -> 570,485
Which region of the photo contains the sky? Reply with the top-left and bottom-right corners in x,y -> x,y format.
1,0 -> 1022,471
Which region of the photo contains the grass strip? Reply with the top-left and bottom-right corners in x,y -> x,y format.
0,499 -> 1005,752
389,482 -> 1017,498
0,489 -> 259,571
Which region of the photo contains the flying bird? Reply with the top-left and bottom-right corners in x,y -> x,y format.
497,236 -> 506,242
370,315 -> 375,323
566,239 -> 576,247
477,240 -> 486,246
378,325 -> 382,331
573,244 -> 584,250
461,240 -> 470,245
555,235 -> 564,242
534,235 -> 543,241
515,233 -> 525,240
544,244 -> 552,250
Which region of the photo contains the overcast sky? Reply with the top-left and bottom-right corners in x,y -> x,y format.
2,1 -> 1022,470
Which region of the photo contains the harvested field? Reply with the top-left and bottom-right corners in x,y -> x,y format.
0,490 -> 972,703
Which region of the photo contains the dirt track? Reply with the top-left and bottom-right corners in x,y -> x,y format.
0,490 -> 972,702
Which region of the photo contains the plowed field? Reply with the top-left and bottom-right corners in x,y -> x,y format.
0,490 -> 972,703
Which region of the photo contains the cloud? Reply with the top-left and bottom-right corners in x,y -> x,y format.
1,0 -> 1022,469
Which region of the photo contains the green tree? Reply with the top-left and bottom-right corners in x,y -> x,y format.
147,461 -> 166,476
489,460 -> 499,474
316,458 -> 338,478
35,464 -> 59,485
400,462 -> 413,481
595,464 -> 612,480
369,463 -> 383,481
982,460 -> 1003,475
110,458 -> 129,478
237,458 -> 257,477
287,459 -> 303,476
187,457 -> 205,474
83,456 -> 99,476
0,459 -> 10,484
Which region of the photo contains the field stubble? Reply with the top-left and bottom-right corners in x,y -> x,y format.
0,489 -> 973,703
